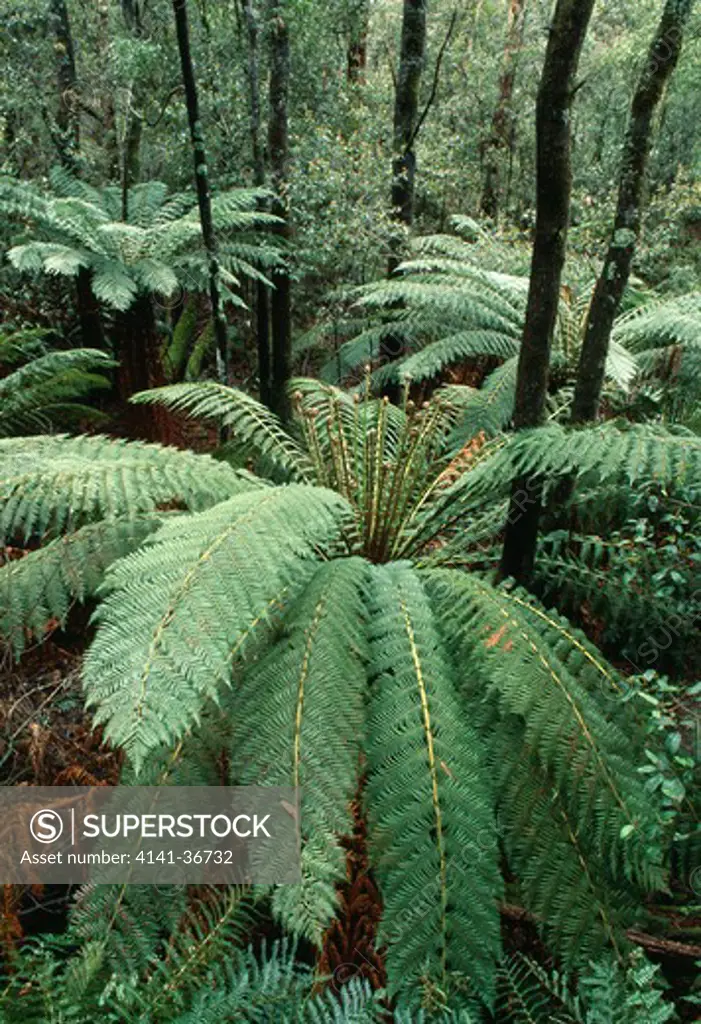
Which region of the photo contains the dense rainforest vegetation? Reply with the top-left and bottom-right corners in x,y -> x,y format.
1,0 -> 701,1019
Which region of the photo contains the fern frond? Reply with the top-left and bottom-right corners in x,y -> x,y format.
577,950 -> 676,1023
131,382 -> 312,481
426,571 -> 666,891
452,422 -> 701,514
498,953 -> 578,1023
367,563 -> 501,1008
84,485 -> 351,766
0,348 -> 113,435
0,514 -> 166,657
0,434 -> 249,541
231,557 -> 369,945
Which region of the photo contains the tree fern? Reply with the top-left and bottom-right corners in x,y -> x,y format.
308,226 -> 640,441
0,171 -> 280,312
0,380 -> 681,1007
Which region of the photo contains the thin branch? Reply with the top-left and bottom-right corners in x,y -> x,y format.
408,8 -> 459,150
144,83 -> 185,128
382,40 -> 397,91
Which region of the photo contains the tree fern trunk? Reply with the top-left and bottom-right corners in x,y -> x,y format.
268,1 -> 292,422
480,0 -> 527,223
75,267 -> 105,351
172,0 -> 229,382
571,0 -> 694,425
500,0 -> 595,584
243,0 -> 272,409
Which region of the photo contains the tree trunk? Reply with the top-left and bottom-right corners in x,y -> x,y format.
480,0 -> 527,223
268,1 -> 292,422
120,1 -> 146,222
75,266 -> 105,350
48,0 -> 79,171
243,0 -> 271,408
571,0 -> 694,425
500,0 -> 595,584
172,0 -> 229,381
347,0 -> 370,84
48,0 -> 107,354
114,295 -> 167,440
388,0 -> 428,276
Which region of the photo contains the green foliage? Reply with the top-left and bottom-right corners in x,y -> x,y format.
0,168 -> 280,311
0,329 -> 113,435
0,379 -> 683,1008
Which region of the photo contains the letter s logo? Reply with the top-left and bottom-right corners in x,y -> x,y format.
30,809 -> 64,844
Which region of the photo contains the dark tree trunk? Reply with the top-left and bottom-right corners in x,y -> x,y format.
571,0 -> 694,424
120,0 -> 146,222
480,0 -> 527,222
172,0 -> 229,381
347,0 -> 369,84
48,0 -> 79,171
388,0 -> 427,276
48,0 -> 107,354
268,2 -> 292,422
75,266 -> 105,350
114,295 -> 167,440
500,0 -> 595,584
243,0 -> 271,408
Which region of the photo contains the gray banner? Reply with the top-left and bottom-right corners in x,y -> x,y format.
0,787 -> 299,884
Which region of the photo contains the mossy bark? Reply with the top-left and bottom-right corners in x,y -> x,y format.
500,0 -> 596,583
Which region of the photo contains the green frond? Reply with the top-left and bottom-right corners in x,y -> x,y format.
231,557 -> 369,945
90,259 -> 140,310
7,241 -> 90,276
0,347 -> 113,435
497,953 -> 578,1023
0,434 -> 249,541
613,292 -> 701,352
397,330 -> 520,385
131,382 -> 312,481
426,571 -> 666,891
0,514 -> 164,656
83,484 -> 351,767
447,357 -> 518,443
577,950 -> 676,1023
367,563 -> 502,1008
0,326 -> 50,365
496,738 -> 642,965
464,422 -> 701,503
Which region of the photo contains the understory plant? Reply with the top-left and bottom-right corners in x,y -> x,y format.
0,326 -> 113,436
1,377 -> 700,1012
308,221 -> 700,436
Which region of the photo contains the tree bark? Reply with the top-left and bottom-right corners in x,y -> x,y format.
571,0 -> 694,424
48,0 -> 107,354
48,0 -> 79,171
500,0 -> 595,583
120,1 -> 146,222
388,0 -> 428,276
172,0 -> 229,381
268,1 -> 292,422
480,0 -> 527,223
347,0 -> 370,84
243,0 -> 271,408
